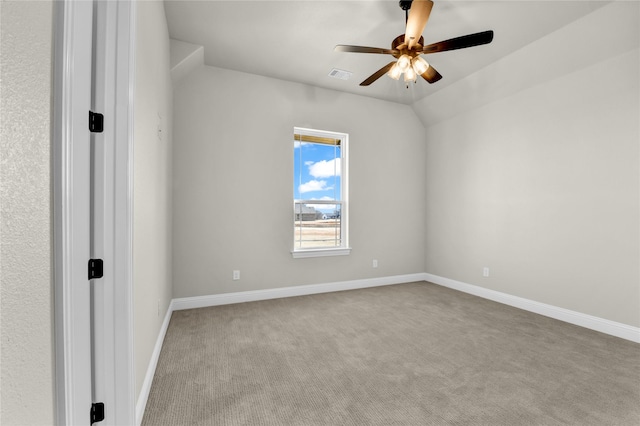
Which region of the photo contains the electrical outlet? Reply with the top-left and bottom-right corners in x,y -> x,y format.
233,270 -> 240,280
372,259 -> 378,268
483,267 -> 490,277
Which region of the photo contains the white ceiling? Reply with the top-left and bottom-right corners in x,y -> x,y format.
164,1 -> 609,105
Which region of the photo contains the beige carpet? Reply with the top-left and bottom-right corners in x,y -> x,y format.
142,282 -> 640,425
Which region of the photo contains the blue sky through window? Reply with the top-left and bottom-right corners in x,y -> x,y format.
294,140 -> 341,213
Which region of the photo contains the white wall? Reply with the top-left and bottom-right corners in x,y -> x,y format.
172,66 -> 426,298
420,2 -> 639,327
0,1 -> 55,424
134,0 -> 173,402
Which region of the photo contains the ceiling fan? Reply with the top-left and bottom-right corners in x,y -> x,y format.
334,0 -> 494,87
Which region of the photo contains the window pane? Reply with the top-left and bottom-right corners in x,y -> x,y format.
294,202 -> 342,249
294,142 -> 341,202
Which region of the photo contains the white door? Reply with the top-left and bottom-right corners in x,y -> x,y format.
90,1 -> 136,425
90,0 -> 111,421
54,1 -> 135,424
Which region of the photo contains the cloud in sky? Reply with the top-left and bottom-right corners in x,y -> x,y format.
308,158 -> 341,178
299,180 -> 333,194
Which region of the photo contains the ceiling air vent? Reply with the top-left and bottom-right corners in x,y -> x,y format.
328,68 -> 352,81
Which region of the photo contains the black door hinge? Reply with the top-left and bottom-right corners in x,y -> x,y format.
89,111 -> 104,133
91,402 -> 105,424
88,258 -> 104,280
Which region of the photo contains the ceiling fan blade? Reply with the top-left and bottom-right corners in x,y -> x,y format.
360,61 -> 396,86
334,45 -> 397,55
422,30 -> 494,55
420,64 -> 442,84
404,0 -> 433,49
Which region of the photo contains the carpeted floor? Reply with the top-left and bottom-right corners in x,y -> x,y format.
142,282 -> 640,425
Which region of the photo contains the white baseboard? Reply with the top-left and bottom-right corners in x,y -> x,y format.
423,273 -> 640,344
171,273 -> 427,311
135,304 -> 173,426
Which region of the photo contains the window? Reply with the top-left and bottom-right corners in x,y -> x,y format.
292,127 -> 349,258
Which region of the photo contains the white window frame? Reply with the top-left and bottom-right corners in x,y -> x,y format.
292,127 -> 350,258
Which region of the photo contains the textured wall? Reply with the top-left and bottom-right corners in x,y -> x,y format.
0,1 -> 55,424
421,2 -> 639,328
172,66 -> 426,298
134,0 -> 174,403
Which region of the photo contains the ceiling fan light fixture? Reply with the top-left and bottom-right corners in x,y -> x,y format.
387,63 -> 402,80
397,54 -> 411,72
404,66 -> 416,82
411,56 -> 429,75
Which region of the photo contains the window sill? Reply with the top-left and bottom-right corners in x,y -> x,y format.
291,247 -> 352,259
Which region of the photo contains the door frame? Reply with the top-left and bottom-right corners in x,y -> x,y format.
53,1 -> 136,424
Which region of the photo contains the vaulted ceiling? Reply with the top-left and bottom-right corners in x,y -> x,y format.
164,1 -> 610,105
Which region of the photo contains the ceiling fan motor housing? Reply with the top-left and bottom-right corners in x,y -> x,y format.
392,34 -> 424,58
